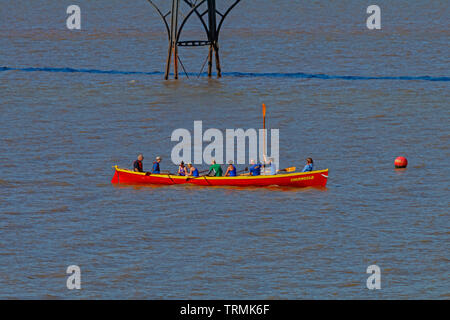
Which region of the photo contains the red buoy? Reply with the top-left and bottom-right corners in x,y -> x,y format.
395,156 -> 408,169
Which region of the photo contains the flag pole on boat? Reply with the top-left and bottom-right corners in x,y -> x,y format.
262,103 -> 267,163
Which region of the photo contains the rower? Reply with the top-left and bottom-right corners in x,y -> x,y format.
224,160 -> 237,177
133,154 -> 144,172
249,159 -> 262,176
207,159 -> 223,177
265,157 -> 277,175
302,158 -> 314,172
152,156 -> 162,174
178,161 -> 187,176
187,163 -> 199,177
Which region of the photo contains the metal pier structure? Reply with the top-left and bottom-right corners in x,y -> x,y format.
147,0 -> 241,79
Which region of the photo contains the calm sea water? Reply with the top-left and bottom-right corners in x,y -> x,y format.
0,0 -> 449,299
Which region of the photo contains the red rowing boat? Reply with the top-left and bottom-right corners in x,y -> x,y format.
111,166 -> 328,188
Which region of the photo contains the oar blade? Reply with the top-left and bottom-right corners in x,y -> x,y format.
277,166 -> 296,173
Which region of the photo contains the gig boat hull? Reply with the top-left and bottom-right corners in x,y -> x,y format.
111,166 -> 328,188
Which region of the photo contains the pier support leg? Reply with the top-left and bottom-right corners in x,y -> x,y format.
214,43 -> 221,78
165,41 -> 173,80
174,45 -> 179,79
165,0 -> 179,80
207,44 -> 213,77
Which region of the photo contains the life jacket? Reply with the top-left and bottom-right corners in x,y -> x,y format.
229,165 -> 237,176
178,166 -> 186,176
152,161 -> 160,173
134,160 -> 143,172
192,168 -> 199,177
250,164 -> 261,176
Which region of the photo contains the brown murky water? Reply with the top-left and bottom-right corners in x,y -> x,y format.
0,0 -> 449,298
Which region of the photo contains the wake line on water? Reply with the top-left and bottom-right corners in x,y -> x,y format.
0,66 -> 163,76
1,66 -> 449,82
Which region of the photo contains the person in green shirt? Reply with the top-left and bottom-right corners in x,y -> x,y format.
207,160 -> 223,177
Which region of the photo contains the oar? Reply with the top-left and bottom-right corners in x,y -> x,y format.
184,168 -> 211,181
152,170 -> 177,183
232,167 -> 249,176
143,170 -> 178,183
185,171 -> 210,181
187,167 -> 249,180
186,174 -> 207,181
237,167 -> 249,175
239,167 -> 252,176
277,166 -> 296,173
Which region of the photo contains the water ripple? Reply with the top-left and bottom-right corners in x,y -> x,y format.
1,66 -> 448,82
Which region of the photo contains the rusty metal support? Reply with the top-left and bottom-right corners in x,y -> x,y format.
164,0 -> 179,79
207,45 -> 213,77
147,0 -> 241,80
214,43 -> 222,77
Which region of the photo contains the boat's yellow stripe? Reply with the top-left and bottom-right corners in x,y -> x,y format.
114,166 -> 328,180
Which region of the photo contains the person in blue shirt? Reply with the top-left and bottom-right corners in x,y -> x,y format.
249,159 -> 262,176
261,156 -> 277,175
266,157 -> 277,175
152,156 -> 162,174
225,160 -> 237,177
133,154 -> 144,172
302,158 -> 314,172
187,163 -> 199,177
